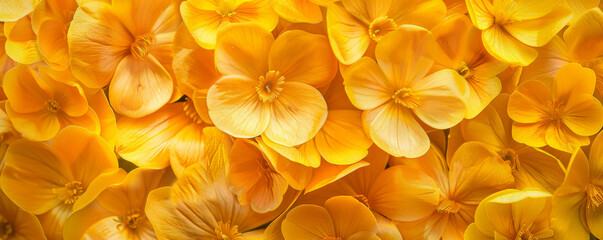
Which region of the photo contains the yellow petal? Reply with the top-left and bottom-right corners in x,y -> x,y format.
511,121 -> 549,148
314,110 -> 372,165
562,93 -> 603,136
214,22 -> 273,79
264,82 -> 328,147
460,99 -> 508,149
343,57 -> 392,110
519,36 -> 570,85
282,204 -> 335,240
1,139 -> 67,214
269,30 -> 337,88
180,1 -> 223,49
256,137 -> 313,190
464,223 -> 492,239
590,132 -> 603,181
207,76 -> 270,138
0,0 -> 41,21
375,25 -> 436,88
545,122 -> 590,152
326,3 -> 370,65
232,0 -> 279,30
0,190 -> 46,239
511,0 -> 564,20
86,89 -> 117,143
36,20 -> 70,71
553,63 -> 597,101
4,16 -> 43,64
587,203 -> 603,239
6,104 -> 60,141
504,5 -> 572,47
305,159 -> 369,193
514,146 -> 565,193
68,1 -> 131,88
3,64 -> 47,113
56,107 -> 101,135
465,0 -> 494,30
326,195 -> 377,238
482,25 -> 538,66
507,80 -> 552,123
412,69 -> 468,129
388,0 -> 446,30
271,0 -> 323,23
363,101 -> 429,158
109,55 -> 173,118
168,124 -> 205,176
564,8 -> 603,61
261,135 -> 321,168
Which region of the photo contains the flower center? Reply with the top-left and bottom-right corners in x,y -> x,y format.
323,237 -> 342,240
392,88 -> 421,109
436,199 -> 461,214
183,99 -> 204,125
62,181 -> 84,204
547,100 -> 565,126
216,10 -> 237,17
586,184 -> 603,211
368,16 -> 397,42
456,62 -> 474,79
352,194 -> 371,209
257,159 -> 276,183
214,221 -> 243,240
498,148 -> 519,171
257,70 -> 285,103
515,224 -> 536,240
46,99 -> 60,113
0,216 -> 12,239
115,209 -> 143,231
130,34 -> 155,60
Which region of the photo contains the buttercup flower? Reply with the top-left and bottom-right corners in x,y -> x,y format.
0,190 -> 46,240
344,25 -> 468,157
466,0 -> 572,66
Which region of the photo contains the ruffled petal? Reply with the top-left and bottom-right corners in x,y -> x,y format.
326,3 -> 370,65
482,25 -> 537,66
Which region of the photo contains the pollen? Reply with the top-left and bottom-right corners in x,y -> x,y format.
436,199 -> 461,214
456,62 -> 474,79
183,99 -> 204,125
115,209 -> 143,231
0,216 -> 12,239
130,34 -> 155,60
46,99 -> 60,113
586,184 -> 603,211
257,70 -> 285,103
214,221 -> 243,240
352,194 -> 371,209
368,16 -> 397,42
392,88 -> 421,109
61,181 -> 84,205
515,224 -> 536,240
498,148 -> 519,171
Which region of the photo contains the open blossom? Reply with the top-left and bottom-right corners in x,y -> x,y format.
343,25 -> 468,157
508,63 -> 603,152
466,0 -> 572,66
31,0 -> 77,70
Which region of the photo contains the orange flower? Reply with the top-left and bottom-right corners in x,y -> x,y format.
448,94 -> 566,193
431,14 -> 509,119
0,23 -> 18,81
326,0 -> 446,64
68,0 -> 182,117
4,15 -> 43,64
228,139 -> 290,213
4,65 -> 100,141
508,63 -> 603,152
208,22 -> 337,147
116,100 -> 232,175
271,0 -> 335,23
146,163 -> 296,239
281,196 -> 379,240
465,0 -> 572,66
0,190 -> 46,239
63,168 -> 175,240
180,0 -> 279,49
0,126 -> 125,239
31,0 -> 78,70
395,143 -> 515,240
343,26 -> 468,157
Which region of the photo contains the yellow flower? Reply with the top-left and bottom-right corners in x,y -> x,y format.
181,0 -> 279,49
68,0 -> 182,117
395,142 -> 515,240
508,63 -> 603,152
0,0 -> 41,21
343,26 -> 468,157
116,100 -> 232,175
145,163 -> 296,239
551,131 -> 603,240
281,196 -> 380,240
31,0 -> 78,70
444,0 -> 467,15
63,168 -> 175,240
0,126 -> 125,239
0,190 -> 46,239
562,0 -> 599,22
521,8 -> 603,101
0,23 -> 18,81
4,65 -> 100,141
208,22 -> 337,147
4,15 -> 43,64
465,189 -> 554,240
431,14 -> 509,119
271,0 -> 336,24
326,0 -> 446,64
466,0 -> 572,66
448,94 -> 566,193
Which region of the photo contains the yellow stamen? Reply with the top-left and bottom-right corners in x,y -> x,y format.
257,70 -> 285,103
0,216 -> 12,239
586,184 -> 603,211
456,62 -> 474,79
130,34 -> 155,60
46,99 -> 60,113
214,221 -> 243,240
183,99 -> 204,125
352,194 -> 371,209
216,10 -> 237,17
368,16 -> 397,42
115,209 -> 143,231
498,148 -> 519,171
392,88 -> 421,109
515,224 -> 537,240
62,181 -> 84,204
436,199 -> 461,213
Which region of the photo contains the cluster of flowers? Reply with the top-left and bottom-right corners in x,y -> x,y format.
0,0 -> 602,239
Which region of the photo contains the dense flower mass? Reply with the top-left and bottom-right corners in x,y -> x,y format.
0,0 -> 602,239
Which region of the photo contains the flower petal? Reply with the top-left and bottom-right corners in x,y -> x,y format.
326,3 -> 370,65
6,104 -> 60,141
504,5 -> 572,47
482,25 -> 537,66
343,57 -> 392,110
325,195 -> 377,238
0,0 -> 41,21
388,0 -> 446,30
564,8 -> 603,61
3,64 -> 48,114
314,110 -> 372,165
180,1 -> 223,49
465,0 -> 494,30
562,93 -> 603,136
271,0 -> 322,23
282,204 -> 335,240
507,80 -> 552,123
264,82 -> 328,147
